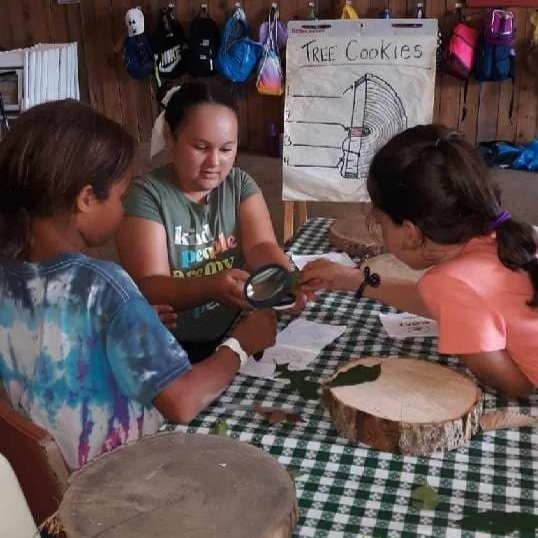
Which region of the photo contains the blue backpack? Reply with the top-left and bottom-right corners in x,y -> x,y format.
474,10 -> 515,82
216,7 -> 262,83
124,34 -> 154,79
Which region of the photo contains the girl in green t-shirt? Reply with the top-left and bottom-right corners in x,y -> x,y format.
118,82 -> 305,362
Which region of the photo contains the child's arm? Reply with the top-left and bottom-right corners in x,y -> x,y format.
460,350 -> 534,400
153,310 -> 277,423
300,259 -> 429,316
116,216 -> 249,310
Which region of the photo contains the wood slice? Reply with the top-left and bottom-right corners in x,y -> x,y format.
59,432 -> 298,538
359,253 -> 426,282
323,357 -> 483,456
329,216 -> 385,257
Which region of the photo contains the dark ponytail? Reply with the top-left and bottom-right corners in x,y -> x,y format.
368,124 -> 538,307
495,220 -> 538,306
0,99 -> 134,261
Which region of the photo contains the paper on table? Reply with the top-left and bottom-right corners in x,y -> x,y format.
291,252 -> 355,271
239,319 -> 347,379
379,313 -> 438,339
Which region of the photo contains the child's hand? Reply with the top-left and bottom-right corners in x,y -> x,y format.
153,304 -> 178,330
232,310 -> 277,356
208,268 -> 250,309
300,259 -> 361,293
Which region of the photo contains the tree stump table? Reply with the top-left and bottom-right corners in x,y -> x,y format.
329,216 -> 385,257
59,432 -> 298,538
323,357 -> 483,455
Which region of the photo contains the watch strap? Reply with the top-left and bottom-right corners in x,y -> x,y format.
217,337 -> 248,367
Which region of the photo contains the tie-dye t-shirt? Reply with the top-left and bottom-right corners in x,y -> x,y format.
0,253 -> 191,470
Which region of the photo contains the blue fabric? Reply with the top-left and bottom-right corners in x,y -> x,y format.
0,253 -> 191,469
479,139 -> 538,171
216,11 -> 262,83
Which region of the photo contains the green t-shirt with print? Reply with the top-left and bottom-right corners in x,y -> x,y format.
123,164 -> 260,342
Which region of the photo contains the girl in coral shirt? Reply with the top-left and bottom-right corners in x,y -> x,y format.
301,125 -> 538,400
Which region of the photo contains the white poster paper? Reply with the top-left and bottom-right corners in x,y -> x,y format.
283,19 -> 438,202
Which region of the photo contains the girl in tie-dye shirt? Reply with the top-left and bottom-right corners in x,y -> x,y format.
0,100 -> 276,470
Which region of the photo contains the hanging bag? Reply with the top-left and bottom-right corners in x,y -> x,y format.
256,5 -> 285,96
216,7 -> 262,83
474,9 -> 516,118
444,15 -> 478,80
123,7 -> 154,80
474,9 -> 516,82
188,4 -> 220,77
152,5 -> 187,82
259,3 -> 288,49
341,1 -> 359,20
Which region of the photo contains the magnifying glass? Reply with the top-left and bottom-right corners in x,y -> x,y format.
244,264 -> 297,311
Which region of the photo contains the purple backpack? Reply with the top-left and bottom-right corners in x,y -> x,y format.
484,9 -> 516,46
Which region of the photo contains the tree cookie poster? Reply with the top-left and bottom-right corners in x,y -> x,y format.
283,19 -> 438,202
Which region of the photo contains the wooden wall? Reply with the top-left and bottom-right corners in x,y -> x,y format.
0,0 -> 537,150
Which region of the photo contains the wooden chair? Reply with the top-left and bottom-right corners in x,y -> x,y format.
0,395 -> 70,528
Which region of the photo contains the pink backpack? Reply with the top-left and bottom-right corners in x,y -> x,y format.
444,21 -> 479,80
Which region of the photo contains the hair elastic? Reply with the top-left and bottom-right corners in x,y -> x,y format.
150,85 -> 182,158
355,266 -> 381,299
491,210 -> 511,230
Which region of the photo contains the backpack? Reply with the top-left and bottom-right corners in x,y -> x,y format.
123,8 -> 154,80
259,6 -> 288,49
474,9 -> 515,82
216,7 -> 262,83
188,7 -> 220,77
256,5 -> 284,96
444,18 -> 478,80
152,6 -> 186,82
341,0 -> 359,20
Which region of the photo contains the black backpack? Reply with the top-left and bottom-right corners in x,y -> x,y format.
152,6 -> 186,81
188,8 -> 220,77
124,35 -> 154,79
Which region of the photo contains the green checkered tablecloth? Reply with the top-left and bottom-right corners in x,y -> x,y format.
175,218 -> 538,538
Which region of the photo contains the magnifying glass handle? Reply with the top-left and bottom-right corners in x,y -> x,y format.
253,351 -> 264,361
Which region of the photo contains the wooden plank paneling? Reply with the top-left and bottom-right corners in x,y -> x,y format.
515,8 -> 538,143
0,0 -> 537,149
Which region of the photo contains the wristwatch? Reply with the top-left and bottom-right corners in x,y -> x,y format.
216,337 -> 248,367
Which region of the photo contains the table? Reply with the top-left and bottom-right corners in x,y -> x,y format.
174,218 -> 538,538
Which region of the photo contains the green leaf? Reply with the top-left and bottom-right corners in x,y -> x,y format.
327,363 -> 381,388
289,371 -> 319,400
210,419 -> 229,436
458,510 -> 538,532
275,362 -> 292,379
286,465 -> 307,481
275,362 -> 319,400
411,484 -> 439,510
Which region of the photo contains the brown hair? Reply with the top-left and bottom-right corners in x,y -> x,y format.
368,124 -> 538,307
0,99 -> 135,261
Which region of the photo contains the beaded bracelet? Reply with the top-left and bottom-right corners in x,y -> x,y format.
355,266 -> 381,299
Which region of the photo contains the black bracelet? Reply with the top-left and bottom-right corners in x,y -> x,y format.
355,266 -> 381,299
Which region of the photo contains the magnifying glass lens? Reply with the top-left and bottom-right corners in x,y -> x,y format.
244,265 -> 293,309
